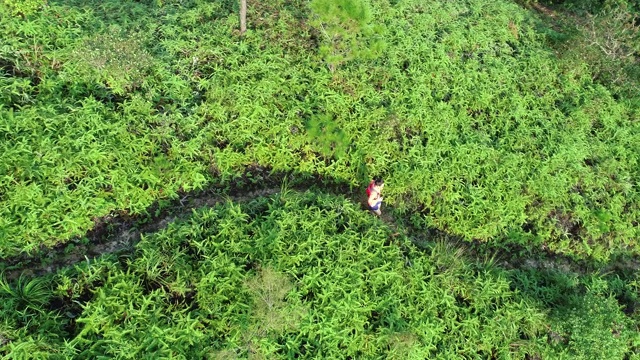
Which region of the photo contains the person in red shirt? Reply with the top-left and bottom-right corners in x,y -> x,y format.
366,178 -> 384,216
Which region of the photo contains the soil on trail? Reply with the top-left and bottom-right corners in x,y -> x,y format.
1,172 -> 639,282
1,187 -> 283,280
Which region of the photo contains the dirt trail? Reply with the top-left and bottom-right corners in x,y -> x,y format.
530,2 -> 558,18
1,177 -> 638,281
1,187 -> 282,280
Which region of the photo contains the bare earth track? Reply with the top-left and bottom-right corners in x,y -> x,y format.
1,170 -> 639,282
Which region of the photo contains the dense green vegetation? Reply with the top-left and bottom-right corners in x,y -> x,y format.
1,0 -> 638,260
2,0 -> 640,357
2,191 -> 639,358
524,0 -> 640,99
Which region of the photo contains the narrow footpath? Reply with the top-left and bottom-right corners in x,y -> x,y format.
1,174 -> 638,282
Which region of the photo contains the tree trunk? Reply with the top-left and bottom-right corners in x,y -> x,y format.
239,0 -> 247,34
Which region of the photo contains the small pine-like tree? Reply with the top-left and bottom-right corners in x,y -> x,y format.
310,0 -> 385,71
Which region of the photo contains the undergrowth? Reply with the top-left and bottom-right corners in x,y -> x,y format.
1,191 -> 637,358
0,0 -> 638,259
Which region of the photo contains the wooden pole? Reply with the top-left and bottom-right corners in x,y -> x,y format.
240,0 -> 247,34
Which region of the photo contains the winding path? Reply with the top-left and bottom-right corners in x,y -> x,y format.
1,172 -> 638,282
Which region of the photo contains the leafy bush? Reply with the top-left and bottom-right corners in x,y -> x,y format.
66,29 -> 153,95
541,277 -> 640,359
1,0 -> 45,17
555,292 -> 633,359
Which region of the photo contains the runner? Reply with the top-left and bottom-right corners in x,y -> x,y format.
366,178 -> 384,216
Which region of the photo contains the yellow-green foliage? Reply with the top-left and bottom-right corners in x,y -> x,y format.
1,0 -> 45,17
0,0 -> 638,261
1,191 -> 637,358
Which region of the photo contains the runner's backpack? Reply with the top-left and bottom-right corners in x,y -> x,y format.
366,180 -> 375,197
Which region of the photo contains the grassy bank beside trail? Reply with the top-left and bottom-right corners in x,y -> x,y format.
1,0 -> 639,260
1,191 -> 638,359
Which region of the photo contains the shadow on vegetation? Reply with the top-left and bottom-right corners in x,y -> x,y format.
512,0 -> 640,101
2,1 -> 639,353
0,165 -> 637,360
2,165 -> 639,329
